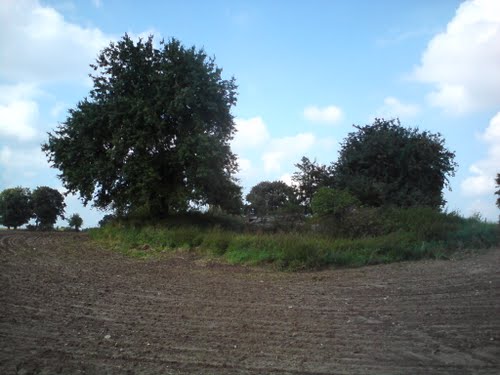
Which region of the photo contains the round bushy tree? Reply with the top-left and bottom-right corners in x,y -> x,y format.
32,186 -> 66,230
333,118 -> 457,208
0,187 -> 32,229
43,34 -> 241,218
67,213 -> 83,232
246,181 -> 298,216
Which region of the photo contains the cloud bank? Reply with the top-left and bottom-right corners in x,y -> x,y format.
412,0 -> 500,114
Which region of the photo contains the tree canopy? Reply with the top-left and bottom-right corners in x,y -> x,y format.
32,186 -> 66,230
292,157 -> 333,214
246,181 -> 297,216
0,187 -> 32,229
43,34 -> 241,218
67,213 -> 83,232
333,118 -> 457,208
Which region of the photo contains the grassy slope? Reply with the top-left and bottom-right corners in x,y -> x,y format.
90,209 -> 499,271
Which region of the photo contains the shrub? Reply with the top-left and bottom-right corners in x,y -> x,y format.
311,187 -> 360,218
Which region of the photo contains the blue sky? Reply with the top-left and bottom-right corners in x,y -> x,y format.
1,0 -> 499,227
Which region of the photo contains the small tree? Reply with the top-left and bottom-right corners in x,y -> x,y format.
246,181 -> 298,216
0,187 -> 32,229
333,118 -> 457,208
67,213 -> 83,232
292,156 -> 334,214
32,186 -> 66,230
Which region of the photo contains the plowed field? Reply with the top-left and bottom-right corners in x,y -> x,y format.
0,231 -> 499,374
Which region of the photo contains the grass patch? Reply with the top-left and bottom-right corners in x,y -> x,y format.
90,209 -> 499,270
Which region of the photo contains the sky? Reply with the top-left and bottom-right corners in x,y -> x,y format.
1,0 -> 499,228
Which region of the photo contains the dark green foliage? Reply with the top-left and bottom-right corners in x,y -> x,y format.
43,34 -> 241,218
311,187 -> 360,218
495,173 -> 500,209
292,157 -> 334,213
106,211 -> 245,232
246,181 -> 298,216
99,214 -> 116,227
67,213 -> 83,231
32,186 -> 66,230
312,206 -> 465,240
0,187 -> 32,229
333,118 -> 457,208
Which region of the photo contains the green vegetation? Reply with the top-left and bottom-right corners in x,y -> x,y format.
333,118 -> 458,208
311,187 -> 360,218
246,181 -> 298,216
292,157 -> 333,214
37,35 -> 497,270
32,186 -> 66,230
90,209 -> 498,270
42,34 -> 241,219
0,186 -> 73,230
67,213 -> 83,232
0,187 -> 32,229
85,117 -> 496,271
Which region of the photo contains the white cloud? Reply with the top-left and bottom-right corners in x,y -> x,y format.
461,111 -> 500,196
465,198 -> 499,221
0,145 -> 48,169
232,117 -> 270,152
0,145 -> 52,189
0,83 -> 42,103
232,116 -> 337,190
0,83 -> 44,141
304,105 -> 343,124
92,0 -> 102,8
279,173 -> 295,187
412,0 -> 500,114
235,157 -> 256,180
481,112 -> 500,142
0,100 -> 38,141
375,97 -> 420,119
461,164 -> 495,196
0,0 -> 111,84
262,133 -> 316,173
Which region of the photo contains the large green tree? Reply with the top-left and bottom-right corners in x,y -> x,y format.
0,187 -> 32,229
333,118 -> 457,208
32,186 -> 66,230
43,34 -> 241,218
292,157 -> 333,214
246,181 -> 297,216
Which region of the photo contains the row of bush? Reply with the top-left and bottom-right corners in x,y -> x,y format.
90,208 -> 498,270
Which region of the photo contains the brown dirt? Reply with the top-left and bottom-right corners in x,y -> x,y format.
0,231 -> 499,375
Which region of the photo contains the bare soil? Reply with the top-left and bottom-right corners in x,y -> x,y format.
0,231 -> 499,374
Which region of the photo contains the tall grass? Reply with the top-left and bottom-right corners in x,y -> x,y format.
90,209 -> 498,270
